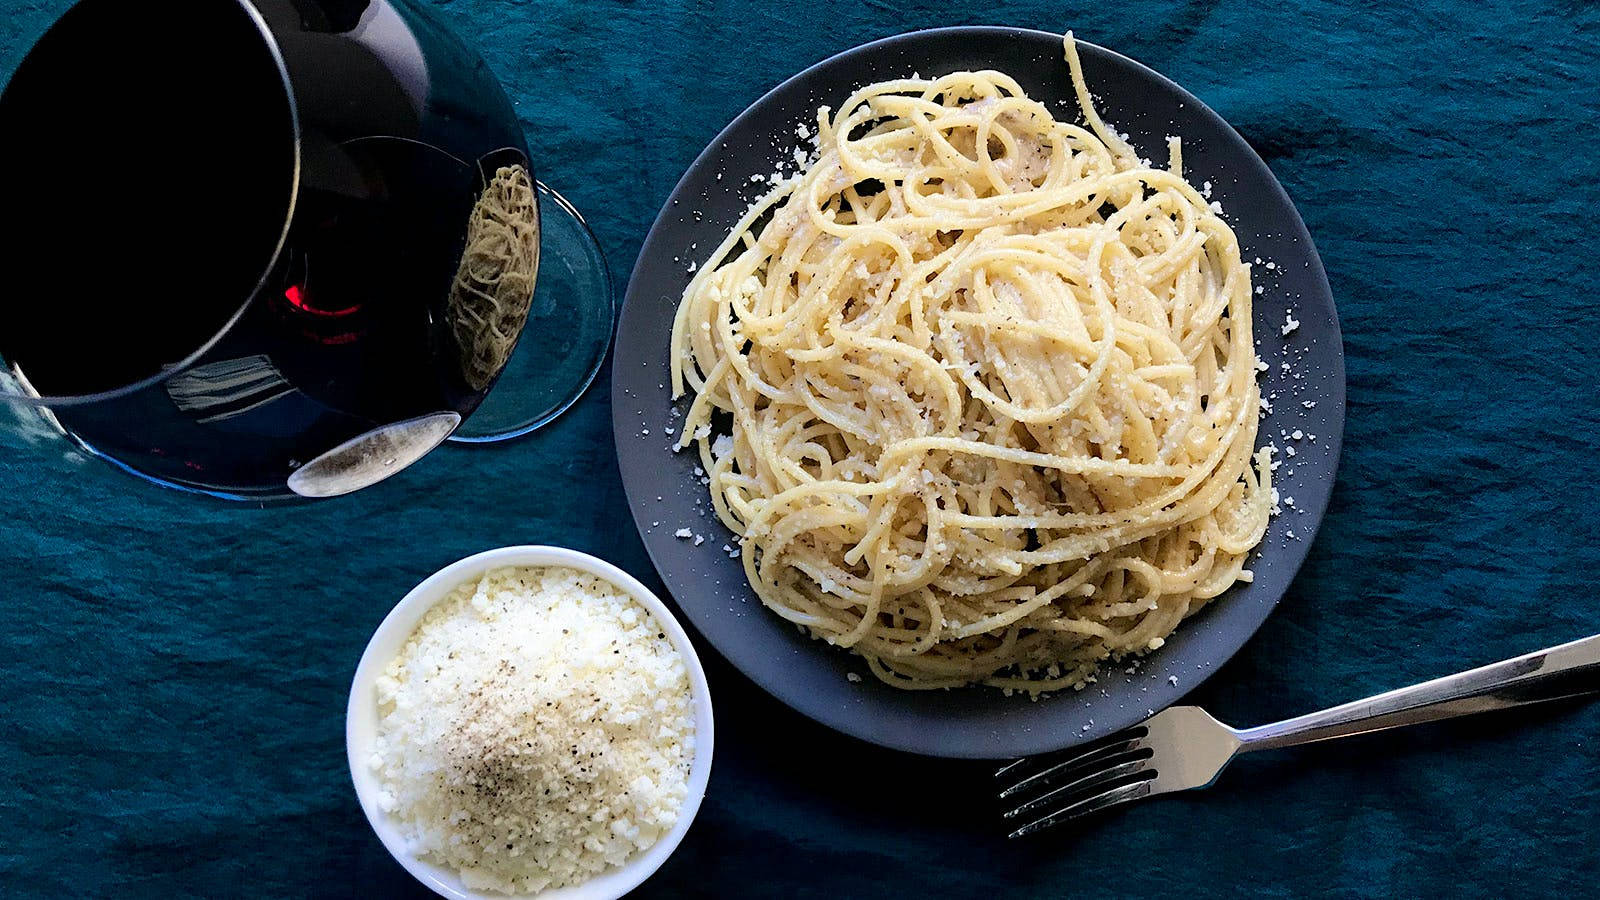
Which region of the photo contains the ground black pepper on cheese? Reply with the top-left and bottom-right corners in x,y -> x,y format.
371,566 -> 694,895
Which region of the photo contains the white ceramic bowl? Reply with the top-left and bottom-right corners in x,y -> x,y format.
346,546 -> 715,900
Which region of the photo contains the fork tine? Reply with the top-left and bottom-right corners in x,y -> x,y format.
996,728 -> 1149,800
992,756 -> 1030,780
1001,755 -> 1152,820
995,725 -> 1147,781
1006,778 -> 1156,839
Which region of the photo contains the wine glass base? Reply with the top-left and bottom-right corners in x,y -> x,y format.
449,181 -> 613,444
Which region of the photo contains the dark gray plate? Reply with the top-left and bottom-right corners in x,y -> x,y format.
613,27 -> 1344,759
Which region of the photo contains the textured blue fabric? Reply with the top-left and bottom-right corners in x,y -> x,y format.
2,1 -> 1599,896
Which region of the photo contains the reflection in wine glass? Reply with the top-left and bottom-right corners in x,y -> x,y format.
448,165 -> 540,392
165,356 -> 295,424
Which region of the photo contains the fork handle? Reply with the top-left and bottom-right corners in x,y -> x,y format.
1234,634 -> 1600,752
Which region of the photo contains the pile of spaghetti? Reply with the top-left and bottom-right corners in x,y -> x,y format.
671,36 -> 1271,694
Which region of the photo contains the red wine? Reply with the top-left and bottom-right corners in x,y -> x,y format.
0,0 -> 536,499
0,1 -> 296,397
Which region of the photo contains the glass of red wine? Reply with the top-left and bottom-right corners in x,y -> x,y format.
0,0 -> 612,500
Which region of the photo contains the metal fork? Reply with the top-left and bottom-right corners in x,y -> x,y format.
997,633 -> 1600,838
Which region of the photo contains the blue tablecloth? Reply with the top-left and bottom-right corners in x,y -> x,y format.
3,1 -> 1597,896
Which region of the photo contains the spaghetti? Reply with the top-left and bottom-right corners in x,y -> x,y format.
671,35 -> 1271,693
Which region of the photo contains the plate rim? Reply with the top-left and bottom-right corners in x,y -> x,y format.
614,25 -> 1346,758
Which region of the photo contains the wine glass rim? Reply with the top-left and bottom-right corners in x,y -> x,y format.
0,0 -> 302,409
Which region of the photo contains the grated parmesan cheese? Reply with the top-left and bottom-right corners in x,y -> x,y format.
372,566 -> 694,895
